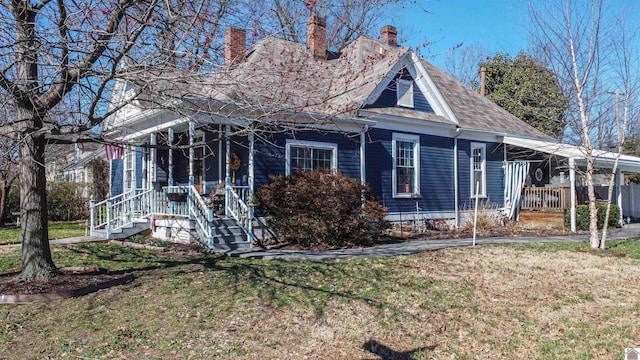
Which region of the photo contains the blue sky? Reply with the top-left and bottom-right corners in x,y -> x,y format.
397,0 -> 529,67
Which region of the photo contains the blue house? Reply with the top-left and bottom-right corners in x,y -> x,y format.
92,17 -> 640,249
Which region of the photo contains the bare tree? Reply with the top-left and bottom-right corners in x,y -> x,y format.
0,0 -> 404,281
253,0 -> 403,50
529,0 -> 639,248
443,42 -> 489,88
0,0 -> 169,280
599,8 -> 640,248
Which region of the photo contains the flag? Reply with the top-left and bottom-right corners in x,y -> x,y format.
105,144 -> 124,160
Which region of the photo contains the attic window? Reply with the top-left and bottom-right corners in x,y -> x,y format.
397,79 -> 414,108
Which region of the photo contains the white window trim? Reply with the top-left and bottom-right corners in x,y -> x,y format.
285,139 -> 338,175
397,78 -> 414,108
392,133 -> 420,198
470,142 -> 486,198
123,146 -> 136,193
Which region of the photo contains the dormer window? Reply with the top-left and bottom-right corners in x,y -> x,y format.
397,79 -> 414,108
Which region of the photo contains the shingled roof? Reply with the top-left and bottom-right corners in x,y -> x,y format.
109,24 -> 552,141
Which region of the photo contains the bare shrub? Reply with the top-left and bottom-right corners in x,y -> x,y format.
255,170 -> 389,248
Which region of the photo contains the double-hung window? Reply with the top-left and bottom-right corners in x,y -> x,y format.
124,146 -> 135,193
470,143 -> 486,197
286,140 -> 337,175
392,133 -> 420,197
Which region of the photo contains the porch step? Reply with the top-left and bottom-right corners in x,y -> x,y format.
209,217 -> 250,250
92,219 -> 150,240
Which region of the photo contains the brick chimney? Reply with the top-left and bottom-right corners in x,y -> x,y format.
308,16 -> 327,59
225,28 -> 246,67
381,25 -> 397,46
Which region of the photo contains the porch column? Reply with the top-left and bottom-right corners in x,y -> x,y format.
248,128 -> 255,247
569,157 -> 576,232
218,125 -> 223,183
188,121 -> 195,186
360,126 -> 367,183
616,167 -> 623,226
168,128 -> 174,186
149,133 -> 157,189
141,145 -> 147,190
225,124 -> 231,217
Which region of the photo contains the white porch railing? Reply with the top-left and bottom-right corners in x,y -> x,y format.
187,185 -> 214,247
90,184 -> 253,247
90,189 -> 154,238
521,186 -> 571,212
226,184 -> 254,246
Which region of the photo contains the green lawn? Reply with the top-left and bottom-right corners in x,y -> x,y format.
0,222 -> 86,245
1,240 -> 640,359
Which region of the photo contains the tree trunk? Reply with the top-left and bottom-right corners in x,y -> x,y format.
585,157 -> 599,249
0,181 -> 8,227
18,108 -> 56,280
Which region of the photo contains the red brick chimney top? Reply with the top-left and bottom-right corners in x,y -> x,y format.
308,16 -> 327,59
225,28 -> 246,67
381,25 -> 397,46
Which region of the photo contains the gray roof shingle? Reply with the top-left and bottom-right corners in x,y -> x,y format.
115,33 -> 552,140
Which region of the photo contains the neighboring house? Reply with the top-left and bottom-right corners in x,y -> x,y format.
94,16 -> 640,249
49,143 -> 109,200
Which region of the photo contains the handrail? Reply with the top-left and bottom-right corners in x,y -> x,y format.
187,185 -> 214,247
226,184 -> 253,247
90,188 -> 153,237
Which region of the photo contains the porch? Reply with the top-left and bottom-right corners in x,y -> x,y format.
89,184 -> 253,250
101,116 -> 258,249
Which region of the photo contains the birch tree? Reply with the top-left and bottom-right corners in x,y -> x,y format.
529,0 -> 605,248
529,0 -> 639,248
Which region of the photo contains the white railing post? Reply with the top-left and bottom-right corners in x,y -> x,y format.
207,206 -> 214,248
89,195 -> 95,236
106,198 -> 112,239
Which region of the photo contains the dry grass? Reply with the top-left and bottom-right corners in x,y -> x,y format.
1,242 -> 640,359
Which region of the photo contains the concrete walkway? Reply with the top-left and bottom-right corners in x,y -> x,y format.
0,236 -> 106,248
223,224 -> 640,261
2,225 -> 639,261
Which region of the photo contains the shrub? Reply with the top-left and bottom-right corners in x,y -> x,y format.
47,181 -> 89,221
255,170 -> 389,248
5,181 -> 89,223
564,204 -> 620,231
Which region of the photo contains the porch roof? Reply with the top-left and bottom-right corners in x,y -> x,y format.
503,136 -> 640,173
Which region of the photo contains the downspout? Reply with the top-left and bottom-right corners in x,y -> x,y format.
360,125 -> 368,183
454,127 -> 461,228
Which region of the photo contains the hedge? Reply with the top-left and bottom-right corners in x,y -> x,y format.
564,204 -> 620,231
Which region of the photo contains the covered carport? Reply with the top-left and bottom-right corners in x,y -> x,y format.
502,136 -> 640,232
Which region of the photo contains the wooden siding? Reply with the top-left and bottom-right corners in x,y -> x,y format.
457,140 -> 504,208
365,128 -> 455,213
365,70 -> 434,113
254,131 -> 361,188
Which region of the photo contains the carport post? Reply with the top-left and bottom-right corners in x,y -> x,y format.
616,168 -> 623,226
569,157 -> 576,232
